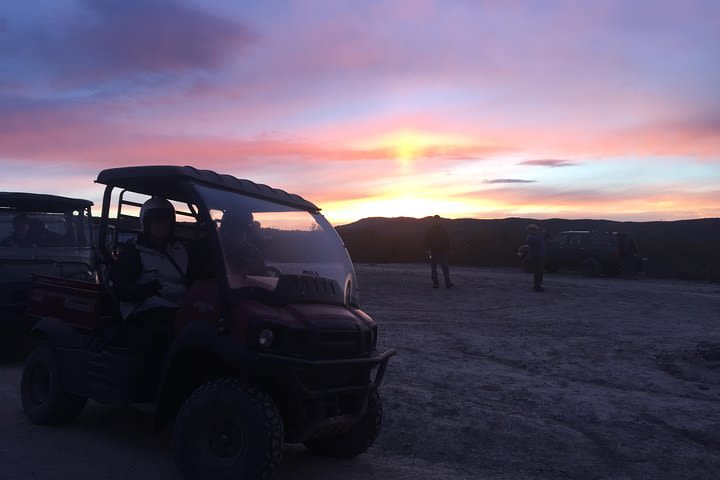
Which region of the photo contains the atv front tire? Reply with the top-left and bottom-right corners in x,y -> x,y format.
304,389 -> 382,458
172,379 -> 283,480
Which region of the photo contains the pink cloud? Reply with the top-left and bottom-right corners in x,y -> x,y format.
456,184 -> 720,211
0,120 -> 475,167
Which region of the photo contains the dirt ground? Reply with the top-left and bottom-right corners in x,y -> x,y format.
1,264 -> 719,479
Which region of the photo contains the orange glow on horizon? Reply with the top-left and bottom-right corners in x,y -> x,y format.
321,192 -> 514,225
351,129 -> 474,167
319,191 -> 720,225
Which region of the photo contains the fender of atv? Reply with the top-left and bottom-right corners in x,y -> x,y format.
153,321 -> 259,429
29,316 -> 87,348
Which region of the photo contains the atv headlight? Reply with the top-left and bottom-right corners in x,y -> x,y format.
258,329 -> 274,349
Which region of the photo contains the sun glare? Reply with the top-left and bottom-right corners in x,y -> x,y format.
354,130 -> 471,167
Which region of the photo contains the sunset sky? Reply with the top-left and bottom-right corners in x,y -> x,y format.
1,0 -> 719,224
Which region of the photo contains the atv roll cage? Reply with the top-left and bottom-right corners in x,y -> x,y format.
95,165 -> 361,326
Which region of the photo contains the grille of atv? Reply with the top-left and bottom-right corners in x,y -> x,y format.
294,364 -> 370,391
283,329 -> 372,359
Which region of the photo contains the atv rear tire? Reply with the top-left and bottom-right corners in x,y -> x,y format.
304,389 -> 382,458
21,343 -> 87,425
172,379 -> 283,480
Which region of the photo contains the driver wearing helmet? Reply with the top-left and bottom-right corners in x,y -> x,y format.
109,198 -> 190,321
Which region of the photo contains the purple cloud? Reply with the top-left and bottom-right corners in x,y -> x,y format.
517,159 -> 579,168
667,111 -> 720,136
482,179 -> 537,184
4,0 -> 255,85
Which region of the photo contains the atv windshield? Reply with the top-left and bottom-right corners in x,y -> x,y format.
196,185 -> 359,306
0,208 -> 95,288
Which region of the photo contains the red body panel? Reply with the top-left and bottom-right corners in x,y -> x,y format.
229,300 -> 373,336
28,276 -> 103,331
175,280 -> 221,331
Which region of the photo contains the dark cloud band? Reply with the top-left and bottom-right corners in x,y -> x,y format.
517,159 -> 579,168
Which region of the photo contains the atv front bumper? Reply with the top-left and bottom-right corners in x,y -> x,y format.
256,348 -> 396,397
252,348 -> 396,442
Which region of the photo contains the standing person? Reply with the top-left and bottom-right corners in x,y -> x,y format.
425,215 -> 453,288
526,224 -> 546,292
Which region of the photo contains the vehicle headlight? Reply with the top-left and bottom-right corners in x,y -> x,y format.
258,329 -> 274,349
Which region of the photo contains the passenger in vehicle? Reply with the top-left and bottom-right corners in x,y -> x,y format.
219,210 -> 267,276
28,218 -> 67,247
1,214 -> 34,247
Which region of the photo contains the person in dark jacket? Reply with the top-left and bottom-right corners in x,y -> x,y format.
108,198 -> 191,337
526,224 -> 546,292
425,215 -> 453,288
107,197 -> 200,372
28,218 -> 66,247
219,210 -> 267,276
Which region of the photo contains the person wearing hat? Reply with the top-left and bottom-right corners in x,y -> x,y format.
525,223 -> 546,292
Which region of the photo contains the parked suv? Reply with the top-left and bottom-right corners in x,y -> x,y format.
21,166 -> 394,480
519,230 -> 646,276
0,192 -> 95,355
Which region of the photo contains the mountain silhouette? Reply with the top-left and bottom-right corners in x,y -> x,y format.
336,217 -> 720,281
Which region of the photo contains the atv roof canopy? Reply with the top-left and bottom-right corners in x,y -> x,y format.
0,192 -> 93,212
95,165 -> 319,212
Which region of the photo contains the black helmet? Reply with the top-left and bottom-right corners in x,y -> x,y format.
220,209 -> 254,235
139,198 -> 176,233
